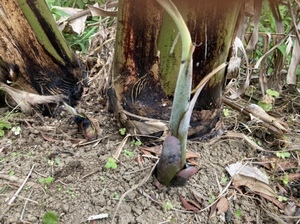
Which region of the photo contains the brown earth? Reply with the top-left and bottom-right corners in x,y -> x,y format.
1,83 -> 300,224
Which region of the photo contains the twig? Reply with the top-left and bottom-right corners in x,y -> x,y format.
20,189 -> 34,222
8,164 -> 35,205
113,134 -> 130,160
111,159 -> 159,223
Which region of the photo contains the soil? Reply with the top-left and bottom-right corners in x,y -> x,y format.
1,87 -> 300,224
1,27 -> 300,224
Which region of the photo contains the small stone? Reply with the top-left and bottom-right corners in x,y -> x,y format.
26,214 -> 38,222
62,204 -> 69,213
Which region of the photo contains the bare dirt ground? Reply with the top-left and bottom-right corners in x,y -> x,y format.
1,30 -> 300,224
1,81 -> 300,224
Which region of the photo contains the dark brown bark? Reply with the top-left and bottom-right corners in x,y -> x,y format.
0,0 -> 85,111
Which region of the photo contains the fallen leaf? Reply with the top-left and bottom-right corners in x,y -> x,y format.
139,145 -> 162,156
191,190 -> 205,204
186,151 -> 200,159
257,192 -> 284,210
232,174 -> 276,197
179,194 -> 199,213
216,197 -> 229,215
226,162 -> 269,184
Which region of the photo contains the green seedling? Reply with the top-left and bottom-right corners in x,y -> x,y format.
282,174 -> 289,185
223,108 -> 230,117
38,177 -> 54,189
278,195 -> 288,202
0,121 -> 11,137
42,211 -> 58,224
119,128 -> 126,136
66,188 -> 76,198
123,149 -> 134,158
8,170 -> 15,176
130,140 -> 142,147
276,151 -> 291,159
113,192 -> 120,199
258,89 -> 279,111
208,195 -> 216,204
105,157 -> 118,169
234,209 -> 242,218
162,201 -> 173,212
220,176 -> 228,184
0,185 -> 7,194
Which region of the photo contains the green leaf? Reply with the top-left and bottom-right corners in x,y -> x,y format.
276,151 -> 291,159
277,44 -> 287,57
266,89 -> 279,98
258,101 -> 272,111
223,108 -> 230,117
0,121 -> 11,129
235,209 -> 242,217
105,157 -> 118,169
123,150 -> 134,158
119,128 -> 126,135
42,211 -> 58,224
0,129 -> 4,137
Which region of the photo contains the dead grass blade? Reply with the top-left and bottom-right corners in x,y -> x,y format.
246,0 -> 263,52
0,82 -> 62,114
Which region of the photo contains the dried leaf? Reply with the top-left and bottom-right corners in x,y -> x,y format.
179,194 -> 199,213
226,162 -> 269,184
88,5 -> 117,17
216,197 -> 229,215
232,174 -> 276,197
257,192 -> 284,210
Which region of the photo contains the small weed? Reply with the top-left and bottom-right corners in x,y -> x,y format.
208,195 -> 216,204
113,192 -> 120,199
99,176 -> 105,181
105,157 -> 118,169
130,139 -> 142,147
66,188 -> 76,198
162,201 -> 173,212
42,210 -> 58,224
220,176 -> 228,184
278,195 -> 288,202
0,121 -> 11,137
282,174 -> 289,185
258,89 -> 279,111
119,128 -> 126,135
276,151 -> 291,159
57,184 -> 63,192
223,108 -> 230,117
8,170 -> 15,176
0,185 -> 7,194
123,149 -> 134,158
39,176 -> 54,189
234,209 -> 242,218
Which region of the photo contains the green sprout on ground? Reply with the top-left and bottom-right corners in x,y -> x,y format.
42,211 -> 58,224
66,188 -> 76,198
8,170 -> 15,176
38,176 -> 54,189
258,89 -> 279,111
105,157 -> 118,169
282,173 -> 289,185
0,121 -> 11,137
162,201 -> 174,212
276,151 -> 291,159
223,108 -> 230,117
234,209 -> 242,218
119,128 -> 126,136
208,195 -> 216,204
123,149 -> 134,158
130,139 -> 142,147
